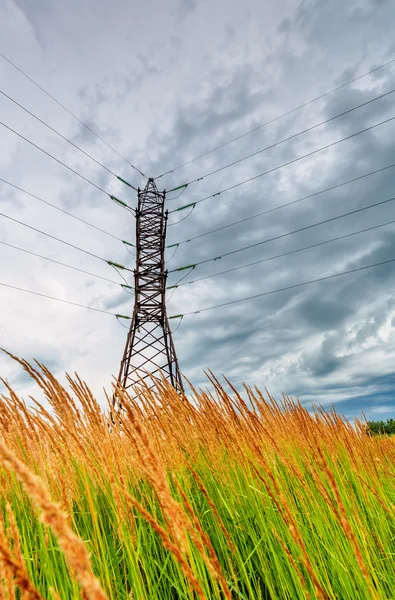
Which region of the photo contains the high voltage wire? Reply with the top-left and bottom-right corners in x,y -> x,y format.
0,240 -> 123,285
167,205 -> 196,226
0,209 -> 133,272
0,88 -> 127,182
169,115 -> 395,214
0,280 -> 130,318
0,119 -> 139,200
169,194 -> 395,273
167,162 -> 395,247
0,176 -> 133,244
167,88 -> 395,192
3,51 -> 394,334
0,51 -> 147,180
169,257 -> 395,319
155,56 -> 395,179
169,218 -> 395,288
4,257 -> 395,323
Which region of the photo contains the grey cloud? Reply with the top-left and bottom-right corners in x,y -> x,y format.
297,297 -> 350,330
78,84 -> 110,108
0,346 -> 63,388
1,0 -> 395,419
302,332 -> 343,378
145,64 -> 274,178
177,0 -> 198,20
102,291 -> 131,312
11,0 -> 52,48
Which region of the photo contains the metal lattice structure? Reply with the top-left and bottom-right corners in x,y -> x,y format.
116,178 -> 183,396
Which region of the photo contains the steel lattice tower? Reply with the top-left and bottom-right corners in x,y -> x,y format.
116,178 -> 183,395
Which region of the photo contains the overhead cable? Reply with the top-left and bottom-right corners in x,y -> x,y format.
0,176 -> 134,246
167,204 -> 196,226
168,161 -> 395,246
0,119 -> 138,201
0,51 -> 147,180
0,87 -> 135,185
169,257 -> 395,319
156,56 -> 395,179
4,259 -> 393,322
169,194 -> 395,273
168,88 -> 395,192
169,218 -> 395,288
170,115 -> 395,214
0,210 -> 133,273
0,239 -> 125,285
0,280 -> 131,319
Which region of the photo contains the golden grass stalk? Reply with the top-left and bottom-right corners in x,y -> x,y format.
187,463 -> 235,553
0,439 -> 108,600
0,354 -> 393,600
114,482 -> 207,600
173,476 -> 232,599
271,528 -> 312,600
0,554 -> 13,600
251,459 -> 330,600
315,444 -> 380,600
121,392 -> 189,551
0,517 -> 42,600
119,387 -> 232,597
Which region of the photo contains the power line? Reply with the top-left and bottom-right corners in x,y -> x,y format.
169,218 -> 395,288
0,51 -> 147,180
170,257 -> 395,318
0,239 -> 122,285
0,176 -> 132,244
167,88 -> 395,192
0,280 -> 130,318
167,204 -> 196,226
168,162 -> 395,246
156,56 -> 395,179
3,256 -> 394,323
0,119 -> 138,197
4,256 -> 393,322
169,115 -> 395,214
0,87 -> 126,182
169,194 -> 395,273
0,209 -> 133,272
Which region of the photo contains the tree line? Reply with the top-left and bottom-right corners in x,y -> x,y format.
366,418 -> 395,436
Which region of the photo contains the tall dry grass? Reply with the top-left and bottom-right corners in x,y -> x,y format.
0,352 -> 394,599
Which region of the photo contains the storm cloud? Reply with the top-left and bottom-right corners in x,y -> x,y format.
0,0 -> 395,420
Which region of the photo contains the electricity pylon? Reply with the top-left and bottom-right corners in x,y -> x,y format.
116,178 -> 183,397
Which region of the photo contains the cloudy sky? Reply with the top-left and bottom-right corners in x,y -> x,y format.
0,0 -> 395,420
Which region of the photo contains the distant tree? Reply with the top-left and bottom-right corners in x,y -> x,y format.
366,418 -> 395,436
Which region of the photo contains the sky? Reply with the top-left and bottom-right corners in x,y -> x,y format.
0,0 -> 395,421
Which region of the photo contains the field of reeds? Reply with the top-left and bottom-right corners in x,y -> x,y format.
0,353 -> 394,600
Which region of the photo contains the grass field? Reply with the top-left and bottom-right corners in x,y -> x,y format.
0,353 -> 394,599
